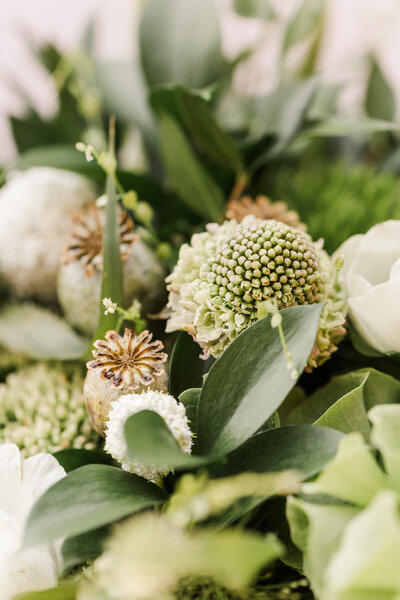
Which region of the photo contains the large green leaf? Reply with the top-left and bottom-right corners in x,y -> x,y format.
125,411 -> 218,470
220,425 -> 343,479
366,58 -> 396,122
179,388 -> 201,436
196,304 -> 323,456
62,526 -> 109,573
53,448 -> 114,473
158,111 -> 224,221
169,332 -> 213,398
151,86 -> 243,173
140,0 -> 225,89
24,464 -> 167,546
0,303 -> 88,360
300,116 -> 400,138
92,174 -> 124,342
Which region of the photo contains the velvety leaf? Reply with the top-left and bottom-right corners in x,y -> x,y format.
366,58 -> 396,122
0,303 -> 88,360
220,425 -> 343,479
169,332 -> 213,398
196,304 -> 323,456
53,449 -> 114,473
158,111 -> 224,221
140,0 -> 225,89
125,411 -> 218,470
62,526 -> 109,573
24,464 -> 167,546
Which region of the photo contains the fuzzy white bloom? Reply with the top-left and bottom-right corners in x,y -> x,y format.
104,392 -> 193,482
335,220 -> 400,353
102,297 -> 117,315
0,443 -> 66,599
0,167 -> 96,302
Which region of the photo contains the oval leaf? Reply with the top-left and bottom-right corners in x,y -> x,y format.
169,332 -> 213,398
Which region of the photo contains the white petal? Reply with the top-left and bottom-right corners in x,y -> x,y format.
347,274 -> 372,298
347,221 -> 400,287
349,277 -> 400,353
334,234 -> 363,284
390,258 -> 400,281
0,444 -> 21,515
22,454 -> 66,509
0,546 -> 59,600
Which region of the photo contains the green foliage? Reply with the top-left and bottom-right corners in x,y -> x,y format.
266,162 -> 400,253
169,332 -> 213,399
366,58 -> 396,122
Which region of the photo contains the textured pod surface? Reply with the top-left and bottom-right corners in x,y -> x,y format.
0,168 -> 96,302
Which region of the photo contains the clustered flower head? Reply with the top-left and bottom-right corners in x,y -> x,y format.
104,391 -> 193,482
225,194 -> 306,231
0,363 -> 99,457
166,216 -> 347,369
84,329 -> 169,436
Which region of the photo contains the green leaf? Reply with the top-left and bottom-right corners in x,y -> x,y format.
140,0 -> 225,89
169,332 -> 213,398
221,425 -> 343,479
92,174 -> 124,342
300,116 -> 400,138
196,304 -> 323,456
14,583 -> 77,600
283,0 -> 325,51
179,388 -> 201,436
370,404 -> 400,493
234,0 -> 275,18
125,411 -> 218,470
24,464 -> 167,546
366,58 -> 395,122
151,86 -> 243,173
158,111 -> 224,221
0,303 -> 88,360
53,449 -> 114,473
62,526 -> 109,573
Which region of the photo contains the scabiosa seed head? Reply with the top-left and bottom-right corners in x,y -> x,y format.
166,216 -> 347,369
104,391 -> 193,482
84,329 -> 169,436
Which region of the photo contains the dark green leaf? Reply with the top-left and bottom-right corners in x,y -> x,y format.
366,58 -> 395,122
234,0 -> 275,18
53,449 -> 114,473
196,304 -> 323,456
169,332 -> 213,398
158,111 -> 224,221
125,411 -> 218,470
62,526 -> 109,573
140,0 -> 225,89
283,0 -> 324,51
221,425 -> 344,479
179,388 -> 201,436
92,175 -> 124,342
0,303 -> 88,360
24,465 -> 167,546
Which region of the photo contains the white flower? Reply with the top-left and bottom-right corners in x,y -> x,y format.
104,392 -> 193,482
102,297 -> 117,315
0,167 -> 96,302
335,220 -> 400,353
0,444 -> 66,600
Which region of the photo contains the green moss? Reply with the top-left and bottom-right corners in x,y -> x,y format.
266,163 -> 400,254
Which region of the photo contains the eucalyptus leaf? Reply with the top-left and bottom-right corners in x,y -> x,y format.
140,0 -> 225,89
24,464 -> 167,546
158,111 -> 224,221
366,58 -> 396,122
221,425 -> 343,479
169,332 -> 213,398
53,449 -> 114,473
125,411 -> 218,471
196,304 -> 323,456
62,526 -> 109,573
0,303 -> 88,360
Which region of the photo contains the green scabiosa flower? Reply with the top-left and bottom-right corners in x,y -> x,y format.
0,363 -> 100,457
166,217 -> 347,369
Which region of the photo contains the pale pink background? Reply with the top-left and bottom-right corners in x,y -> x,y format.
1,0 -> 400,163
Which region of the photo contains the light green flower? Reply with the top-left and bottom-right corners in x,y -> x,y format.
0,363 -> 100,457
166,217 -> 347,369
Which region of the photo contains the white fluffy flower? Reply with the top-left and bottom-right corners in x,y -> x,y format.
104,392 -> 193,482
0,167 -> 96,302
335,220 -> 400,353
0,443 -> 66,599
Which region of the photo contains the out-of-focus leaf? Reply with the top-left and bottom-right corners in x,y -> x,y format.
53,449 -> 114,473
0,303 -> 88,360
366,58 -> 396,122
62,526 -> 109,573
234,0 -> 275,18
283,0 -> 325,51
158,111 -> 224,221
14,583 -> 77,600
300,116 -> 400,138
196,304 -> 323,456
140,0 -> 225,89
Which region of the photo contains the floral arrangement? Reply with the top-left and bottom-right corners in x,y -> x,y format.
0,1 -> 400,599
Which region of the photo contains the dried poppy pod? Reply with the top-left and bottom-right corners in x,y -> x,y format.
58,204 -> 166,336
84,328 -> 169,436
226,195 -> 306,231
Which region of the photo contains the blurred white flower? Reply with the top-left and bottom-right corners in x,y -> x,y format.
0,443 -> 66,600
335,220 -> 400,353
104,391 -> 193,482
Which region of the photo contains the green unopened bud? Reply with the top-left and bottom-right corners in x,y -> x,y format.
98,151 -> 117,175
135,201 -> 154,226
122,190 -> 139,210
157,242 -> 172,262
